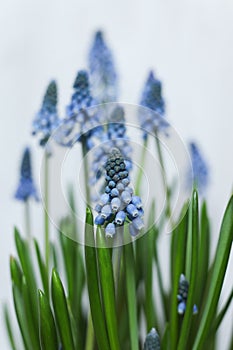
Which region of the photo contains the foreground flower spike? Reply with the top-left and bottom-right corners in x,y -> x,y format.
89,31 -> 118,103
63,70 -> 102,149
94,148 -> 144,237
139,71 -> 168,138
90,106 -> 132,185
32,80 -> 60,147
14,147 -> 38,202
188,142 -> 209,193
177,274 -> 198,315
143,328 -> 161,350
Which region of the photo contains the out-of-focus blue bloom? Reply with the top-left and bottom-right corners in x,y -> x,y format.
143,328 -> 161,350
90,106 -> 132,186
139,71 -> 168,139
177,274 -> 198,315
188,142 -> 209,193
14,148 -> 39,202
89,31 -> 118,103
94,148 -> 144,238
32,80 -> 60,147
59,70 -> 103,150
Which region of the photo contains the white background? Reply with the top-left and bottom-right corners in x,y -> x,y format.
0,0 -> 233,348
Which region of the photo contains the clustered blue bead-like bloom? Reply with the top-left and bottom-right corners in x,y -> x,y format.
62,70 -> 103,150
89,31 -> 118,104
32,80 -> 60,147
188,142 -> 209,193
143,328 -> 161,350
139,71 -> 168,139
177,274 -> 198,315
90,106 -> 132,186
94,148 -> 144,238
14,148 -> 39,202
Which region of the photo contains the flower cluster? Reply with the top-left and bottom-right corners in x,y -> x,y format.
139,71 -> 168,139
90,106 -> 132,186
94,148 -> 144,237
61,70 -> 102,150
89,31 -> 118,103
14,147 -> 38,202
188,142 -> 209,193
32,80 -> 60,147
143,328 -> 160,350
177,274 -> 198,315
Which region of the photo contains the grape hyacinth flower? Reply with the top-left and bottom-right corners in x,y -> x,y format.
94,148 -> 144,238
89,31 -> 118,104
188,142 -> 209,193
90,106 -> 132,186
14,147 -> 38,202
177,274 -> 198,315
32,80 -> 60,147
139,71 -> 168,139
61,70 -> 103,150
143,328 -> 161,350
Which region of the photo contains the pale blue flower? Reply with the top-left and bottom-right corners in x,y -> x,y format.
94,148 -> 144,237
14,148 -> 38,202
188,142 -> 209,193
139,71 -> 168,139
177,274 -> 198,315
89,31 -> 118,103
144,328 -> 160,350
32,80 -> 60,147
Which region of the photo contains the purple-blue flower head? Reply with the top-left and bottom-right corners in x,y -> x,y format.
94,148 -> 144,238
32,80 -> 60,147
143,328 -> 160,350
188,142 -> 209,193
90,106 -> 132,186
61,70 -> 103,150
177,274 -> 198,315
89,31 -> 118,103
14,148 -> 39,202
139,71 -> 168,139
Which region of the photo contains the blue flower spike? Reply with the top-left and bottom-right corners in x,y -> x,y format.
143,328 -> 161,350
90,106 -> 132,186
139,71 -> 168,139
63,70 -> 103,150
89,30 -> 118,103
14,147 -> 39,202
188,142 -> 209,193
94,148 -> 144,238
32,80 -> 60,148
177,274 -> 198,315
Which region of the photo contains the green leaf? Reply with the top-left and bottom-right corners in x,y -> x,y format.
10,256 -> 23,289
12,283 -> 31,350
161,323 -> 170,350
170,207 -> 188,350
178,190 -> 199,350
123,238 -> 139,350
21,277 -> 40,350
4,304 -> 17,350
51,268 -> 75,350
34,239 -> 49,297
96,225 -> 121,350
207,287 -> 233,339
84,208 -> 110,350
38,290 -> 58,350
196,201 -> 210,308
193,195 -> 233,350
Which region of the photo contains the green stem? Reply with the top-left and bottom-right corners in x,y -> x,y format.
135,138 -> 148,195
44,152 -> 50,274
85,314 -> 95,350
25,200 -> 31,240
82,141 -> 91,205
154,135 -> 172,225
